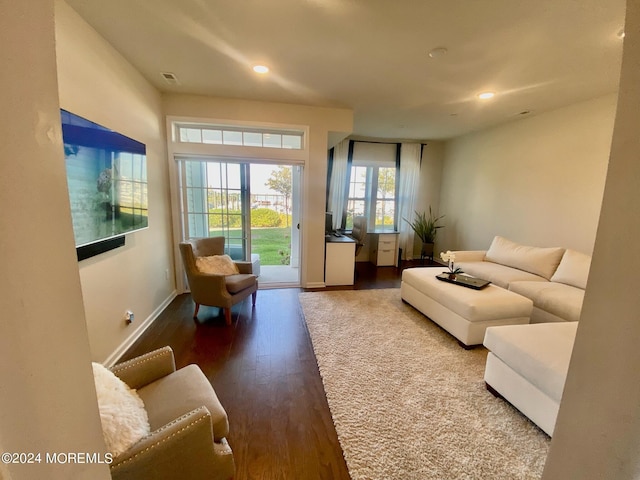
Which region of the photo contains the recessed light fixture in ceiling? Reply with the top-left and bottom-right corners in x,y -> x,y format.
252,65 -> 269,74
617,28 -> 626,39
428,47 -> 448,59
478,91 -> 495,100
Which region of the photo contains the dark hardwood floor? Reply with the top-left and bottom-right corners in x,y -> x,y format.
120,260 -> 438,479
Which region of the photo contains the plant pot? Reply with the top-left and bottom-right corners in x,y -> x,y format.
421,242 -> 434,259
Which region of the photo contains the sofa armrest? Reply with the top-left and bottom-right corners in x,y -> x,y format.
452,250 -> 487,262
110,407 -> 235,480
111,346 -> 176,390
234,261 -> 253,274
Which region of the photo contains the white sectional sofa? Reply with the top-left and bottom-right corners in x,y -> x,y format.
450,236 -> 591,435
454,236 -> 592,323
483,321 -> 578,436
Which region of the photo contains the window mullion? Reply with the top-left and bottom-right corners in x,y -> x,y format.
367,167 -> 378,230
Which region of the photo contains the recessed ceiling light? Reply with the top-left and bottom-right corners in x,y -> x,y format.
617,28 -> 626,39
478,92 -> 495,100
428,47 -> 448,59
252,65 -> 269,74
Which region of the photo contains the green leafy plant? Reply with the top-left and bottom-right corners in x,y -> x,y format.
250,208 -> 282,227
404,207 -> 445,244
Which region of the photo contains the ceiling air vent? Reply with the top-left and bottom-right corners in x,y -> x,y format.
160,72 -> 180,86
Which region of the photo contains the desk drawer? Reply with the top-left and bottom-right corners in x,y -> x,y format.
377,248 -> 395,266
369,232 -> 398,266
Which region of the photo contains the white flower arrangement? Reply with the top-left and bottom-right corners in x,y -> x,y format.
440,250 -> 463,274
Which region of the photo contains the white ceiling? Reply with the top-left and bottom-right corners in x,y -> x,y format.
65,0 -> 626,141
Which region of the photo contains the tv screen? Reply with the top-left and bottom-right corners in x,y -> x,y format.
325,211 -> 333,234
61,110 -> 148,257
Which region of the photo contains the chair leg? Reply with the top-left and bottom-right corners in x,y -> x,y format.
224,308 -> 232,326
193,303 -> 200,319
252,291 -> 257,306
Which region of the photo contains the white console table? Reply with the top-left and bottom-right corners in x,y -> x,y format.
325,235 -> 356,286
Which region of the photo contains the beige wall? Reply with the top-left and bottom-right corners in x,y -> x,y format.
438,94 -> 617,254
162,94 -> 353,288
544,0 -> 640,477
55,0 -> 176,363
0,1 -> 110,478
412,142 -> 445,257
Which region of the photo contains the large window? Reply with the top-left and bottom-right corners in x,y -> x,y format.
343,142 -> 398,231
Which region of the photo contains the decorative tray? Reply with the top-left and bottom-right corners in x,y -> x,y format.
435,273 -> 491,290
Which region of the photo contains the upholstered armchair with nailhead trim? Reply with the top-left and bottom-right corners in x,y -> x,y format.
180,236 -> 258,325
108,346 -> 235,480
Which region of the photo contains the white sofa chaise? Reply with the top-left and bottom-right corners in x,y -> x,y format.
483,322 -> 578,436
454,236 -> 591,323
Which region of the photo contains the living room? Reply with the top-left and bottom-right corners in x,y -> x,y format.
2,1 -> 640,479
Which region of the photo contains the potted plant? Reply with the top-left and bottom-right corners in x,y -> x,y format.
404,207 -> 445,260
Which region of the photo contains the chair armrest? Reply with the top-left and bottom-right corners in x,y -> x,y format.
110,407 -> 235,480
111,346 -> 176,390
451,250 -> 487,262
188,272 -> 228,299
234,261 -> 253,274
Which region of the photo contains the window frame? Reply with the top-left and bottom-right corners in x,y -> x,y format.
344,163 -> 398,232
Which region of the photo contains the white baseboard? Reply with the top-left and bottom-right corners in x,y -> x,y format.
103,289 -> 178,367
304,281 -> 326,289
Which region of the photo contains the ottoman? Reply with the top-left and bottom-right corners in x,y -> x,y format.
401,267 -> 533,347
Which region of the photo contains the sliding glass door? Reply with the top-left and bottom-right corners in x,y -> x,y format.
178,157 -> 302,287
248,164 -> 301,285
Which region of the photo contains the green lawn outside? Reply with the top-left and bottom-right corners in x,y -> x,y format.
209,227 -> 291,265
251,227 -> 291,265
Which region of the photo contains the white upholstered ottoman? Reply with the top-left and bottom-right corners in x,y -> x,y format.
483,322 -> 578,436
401,267 -> 533,347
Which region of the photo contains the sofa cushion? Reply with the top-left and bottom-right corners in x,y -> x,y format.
483,322 -> 578,403
550,249 -> 591,289
509,281 -> 585,322
456,261 -> 548,289
136,364 -> 229,440
485,236 -> 565,280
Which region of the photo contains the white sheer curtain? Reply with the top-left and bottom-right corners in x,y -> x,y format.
327,139 -> 350,229
398,143 -> 422,260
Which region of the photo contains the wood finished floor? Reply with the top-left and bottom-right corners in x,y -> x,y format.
120,260 -> 439,479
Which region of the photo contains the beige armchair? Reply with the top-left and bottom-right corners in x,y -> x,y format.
179,237 -> 258,325
109,346 -> 234,480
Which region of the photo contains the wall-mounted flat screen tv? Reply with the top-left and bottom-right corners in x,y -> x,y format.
61,110 -> 148,259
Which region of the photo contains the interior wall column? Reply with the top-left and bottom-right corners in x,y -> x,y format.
543,0 -> 640,477
0,1 -> 110,478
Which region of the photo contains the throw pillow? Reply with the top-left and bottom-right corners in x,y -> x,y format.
92,362 -> 150,457
485,235 -> 565,280
195,254 -> 240,276
550,249 -> 592,289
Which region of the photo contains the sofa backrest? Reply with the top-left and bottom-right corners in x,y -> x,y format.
485,236 -> 565,280
550,249 -> 592,289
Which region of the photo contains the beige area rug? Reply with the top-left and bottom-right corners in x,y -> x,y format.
299,288 -> 550,480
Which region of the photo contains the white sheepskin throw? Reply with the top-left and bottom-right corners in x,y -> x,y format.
196,254 -> 240,275
92,362 -> 150,457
